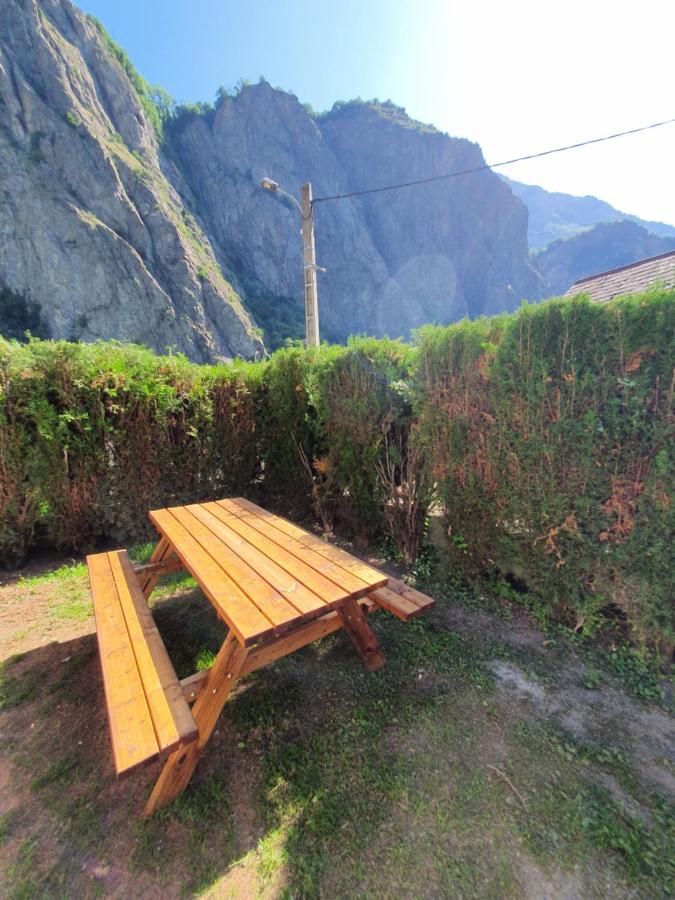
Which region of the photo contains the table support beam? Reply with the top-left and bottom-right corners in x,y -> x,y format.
134,557 -> 184,580
138,537 -> 177,600
144,632 -> 248,816
179,600 -> 381,703
338,598 -> 386,671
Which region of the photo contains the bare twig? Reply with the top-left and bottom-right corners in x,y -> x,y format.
293,433 -> 335,533
486,764 -> 528,811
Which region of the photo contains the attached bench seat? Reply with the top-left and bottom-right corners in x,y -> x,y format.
87,550 -> 198,776
368,577 -> 435,620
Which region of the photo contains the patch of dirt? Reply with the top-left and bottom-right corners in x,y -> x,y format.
450,604 -> 549,654
489,660 -> 548,705
0,582 -> 94,659
1,548 -> 672,898
488,659 -> 675,799
515,857 -> 585,900
421,579 -> 674,804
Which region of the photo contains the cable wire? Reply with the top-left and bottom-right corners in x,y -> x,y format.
312,116 -> 675,204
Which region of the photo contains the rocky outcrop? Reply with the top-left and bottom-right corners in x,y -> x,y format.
168,94 -> 544,343
0,0 -> 545,356
0,0 -> 263,361
319,103 -> 545,324
533,220 -> 675,296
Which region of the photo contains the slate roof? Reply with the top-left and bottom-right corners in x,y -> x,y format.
565,249 -> 675,302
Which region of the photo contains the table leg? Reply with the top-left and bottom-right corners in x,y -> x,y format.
144,632 -> 249,816
338,598 -> 386,671
139,537 -> 174,600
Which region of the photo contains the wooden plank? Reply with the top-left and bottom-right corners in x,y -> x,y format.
338,598 -> 386,671
230,497 -> 388,588
171,506 -> 303,626
112,551 -> 197,753
205,501 -> 349,605
180,670 -> 207,703
240,599 -> 379,676
133,558 -> 184,579
368,585 -> 422,621
180,598 -> 381,700
183,504 -> 326,619
144,633 -> 249,816
380,578 -> 435,611
150,508 -> 275,646
217,498 -> 373,597
87,552 -> 159,775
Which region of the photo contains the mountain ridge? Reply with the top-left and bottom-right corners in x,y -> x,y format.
165,85 -> 544,344
534,220 -> 675,297
0,0 -> 544,356
503,176 -> 675,251
2,0 -> 672,359
0,0 -> 264,362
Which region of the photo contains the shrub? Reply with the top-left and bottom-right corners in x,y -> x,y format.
305,337 -> 422,545
416,292 -> 674,654
0,291 -> 672,656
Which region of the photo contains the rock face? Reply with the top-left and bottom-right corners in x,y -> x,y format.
534,220 -> 675,296
0,0 -> 263,361
0,0 -> 544,357
503,176 -> 675,251
168,94 -> 544,343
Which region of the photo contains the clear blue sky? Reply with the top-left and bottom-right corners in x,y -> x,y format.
78,0 -> 675,224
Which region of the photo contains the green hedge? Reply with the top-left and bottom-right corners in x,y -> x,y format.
1,292 -> 672,654
417,292 -> 674,656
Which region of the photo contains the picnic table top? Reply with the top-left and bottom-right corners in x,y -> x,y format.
149,497 -> 388,647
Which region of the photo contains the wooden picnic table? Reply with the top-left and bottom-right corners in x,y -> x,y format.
87,497 -> 434,816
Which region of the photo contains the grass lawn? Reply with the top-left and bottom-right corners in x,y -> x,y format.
0,546 -> 673,898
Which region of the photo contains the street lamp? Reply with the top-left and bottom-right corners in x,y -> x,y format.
260,177 -> 321,348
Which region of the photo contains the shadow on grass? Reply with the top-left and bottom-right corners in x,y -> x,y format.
0,585 -> 492,897
2,586 -> 671,898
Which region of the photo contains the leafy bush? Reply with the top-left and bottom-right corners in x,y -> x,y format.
0,291 -> 672,656
0,341 -> 264,557
416,292 -> 674,656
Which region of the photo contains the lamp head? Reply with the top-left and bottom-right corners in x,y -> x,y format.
260,177 -> 279,192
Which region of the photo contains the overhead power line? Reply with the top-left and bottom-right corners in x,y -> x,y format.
312,115 -> 675,204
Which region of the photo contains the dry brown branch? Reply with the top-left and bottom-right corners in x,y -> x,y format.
375,421 -> 434,564
295,435 -> 336,533
486,764 -> 528,810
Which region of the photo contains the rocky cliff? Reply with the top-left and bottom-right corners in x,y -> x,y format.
168,94 -> 544,344
0,0 -> 544,358
534,220 -> 675,296
0,0 -> 263,361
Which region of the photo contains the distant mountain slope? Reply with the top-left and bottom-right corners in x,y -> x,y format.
533,220 -> 675,296
503,177 -> 675,250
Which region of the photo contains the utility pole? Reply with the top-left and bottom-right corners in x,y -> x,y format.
260,176 -> 322,349
300,182 -> 320,348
